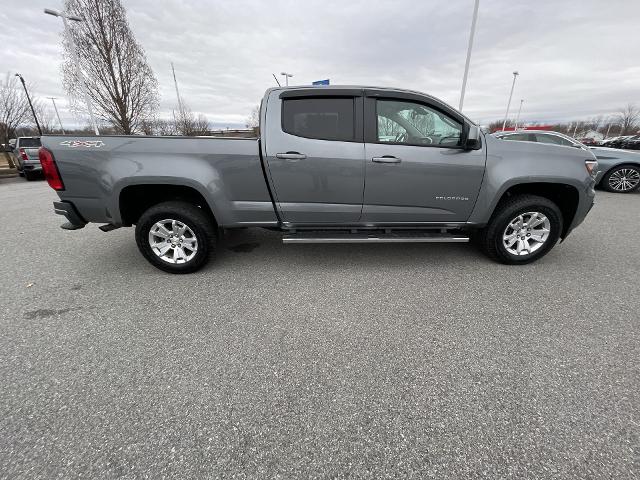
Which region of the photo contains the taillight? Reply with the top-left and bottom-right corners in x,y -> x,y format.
19,148 -> 28,161
38,147 -> 65,191
585,160 -> 598,177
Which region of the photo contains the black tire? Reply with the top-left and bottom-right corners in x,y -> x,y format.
18,170 -> 24,177
601,165 -> 640,193
24,171 -> 35,181
135,201 -> 216,274
479,194 -> 562,265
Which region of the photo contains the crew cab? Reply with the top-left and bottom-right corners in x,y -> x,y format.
39,86 -> 597,273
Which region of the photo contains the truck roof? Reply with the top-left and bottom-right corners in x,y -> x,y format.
265,85 -> 475,125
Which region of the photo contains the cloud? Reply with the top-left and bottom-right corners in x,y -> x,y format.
1,0 -> 639,128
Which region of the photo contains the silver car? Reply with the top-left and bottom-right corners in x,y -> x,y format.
12,137 -> 42,181
494,130 -> 640,193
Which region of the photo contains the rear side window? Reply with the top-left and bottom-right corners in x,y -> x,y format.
19,138 -> 41,148
282,98 -> 355,141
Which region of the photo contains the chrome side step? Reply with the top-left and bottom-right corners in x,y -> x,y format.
283,231 -> 469,244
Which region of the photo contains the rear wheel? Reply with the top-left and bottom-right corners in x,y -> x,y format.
479,194 -> 562,265
135,201 -> 216,274
24,171 -> 35,181
602,165 -> 640,193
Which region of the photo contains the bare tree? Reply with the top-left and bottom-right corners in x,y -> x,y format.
487,119 -> 515,132
155,118 -> 178,136
245,104 -> 260,126
173,103 -> 209,136
62,0 -> 159,134
33,101 -> 59,134
615,104 -> 639,136
0,74 -> 31,146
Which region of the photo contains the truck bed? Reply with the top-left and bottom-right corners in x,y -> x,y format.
41,135 -> 278,227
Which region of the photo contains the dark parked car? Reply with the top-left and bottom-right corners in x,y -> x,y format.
494,130 -> 640,193
601,135 -> 633,149
620,135 -> 640,150
577,137 -> 600,146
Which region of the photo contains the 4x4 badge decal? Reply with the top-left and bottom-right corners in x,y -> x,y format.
60,140 -> 105,148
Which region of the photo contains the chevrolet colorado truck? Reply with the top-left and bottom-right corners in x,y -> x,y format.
39,86 -> 597,273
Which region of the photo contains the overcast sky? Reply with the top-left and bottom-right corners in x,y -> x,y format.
2,0 -> 639,128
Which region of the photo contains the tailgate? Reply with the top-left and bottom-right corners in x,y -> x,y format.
23,148 -> 40,160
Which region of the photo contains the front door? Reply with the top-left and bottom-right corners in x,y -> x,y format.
263,93 -> 365,224
362,96 -> 485,223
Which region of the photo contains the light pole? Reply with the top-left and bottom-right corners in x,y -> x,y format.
44,8 -> 99,135
459,0 -> 479,111
14,73 -> 42,136
280,72 -> 293,86
514,99 -> 524,131
604,117 -> 613,139
171,62 -> 183,113
48,97 -> 65,134
501,71 -> 519,131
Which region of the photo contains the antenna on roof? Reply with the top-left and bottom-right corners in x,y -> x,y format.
272,73 -> 281,87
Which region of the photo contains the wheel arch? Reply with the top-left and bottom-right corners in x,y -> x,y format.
118,183 -> 219,227
488,182 -> 580,239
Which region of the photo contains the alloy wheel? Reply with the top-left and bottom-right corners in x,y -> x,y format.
608,168 -> 640,192
148,219 -> 198,264
502,212 -> 551,256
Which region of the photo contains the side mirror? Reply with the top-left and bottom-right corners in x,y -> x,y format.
464,125 -> 481,150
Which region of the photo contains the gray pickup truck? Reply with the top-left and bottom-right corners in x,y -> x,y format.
40,86 -> 597,273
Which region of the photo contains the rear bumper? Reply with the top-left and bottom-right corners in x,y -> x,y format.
53,201 -> 87,230
22,160 -> 42,171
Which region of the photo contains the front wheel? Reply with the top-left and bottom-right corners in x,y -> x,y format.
602,165 -> 640,193
135,201 -> 217,274
479,194 -> 563,265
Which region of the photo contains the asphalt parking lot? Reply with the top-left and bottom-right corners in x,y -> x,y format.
0,177 -> 638,479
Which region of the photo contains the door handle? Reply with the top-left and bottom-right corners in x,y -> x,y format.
372,156 -> 401,164
276,152 -> 307,160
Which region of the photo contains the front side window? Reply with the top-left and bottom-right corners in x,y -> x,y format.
282,97 -> 355,141
535,133 -> 574,146
376,99 -> 462,147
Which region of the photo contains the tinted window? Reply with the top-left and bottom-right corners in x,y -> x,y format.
282,98 -> 355,141
376,99 -> 462,147
535,133 -> 574,146
19,138 -> 41,148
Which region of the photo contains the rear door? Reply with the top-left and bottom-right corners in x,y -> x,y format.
263,89 -> 365,224
361,93 -> 485,223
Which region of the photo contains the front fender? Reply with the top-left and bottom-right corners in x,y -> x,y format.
468,137 -> 594,225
